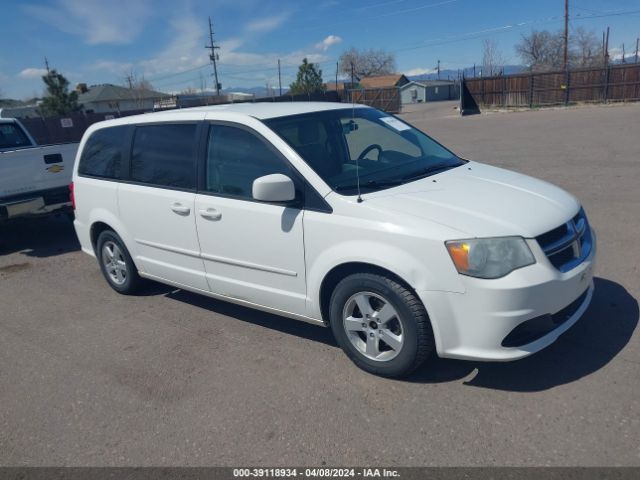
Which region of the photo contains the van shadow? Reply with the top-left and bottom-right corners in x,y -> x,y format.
407,277 -> 638,391
164,289 -> 336,346
157,276 -> 636,392
0,214 -> 80,258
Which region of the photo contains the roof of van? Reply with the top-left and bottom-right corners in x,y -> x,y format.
124,102 -> 369,123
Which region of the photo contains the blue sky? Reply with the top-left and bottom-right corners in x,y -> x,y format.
1,0 -> 639,98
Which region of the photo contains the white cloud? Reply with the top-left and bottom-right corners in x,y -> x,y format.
244,13 -> 290,33
24,0 -> 151,45
139,14 -> 209,76
18,68 -> 48,79
315,35 -> 343,51
403,67 -> 437,76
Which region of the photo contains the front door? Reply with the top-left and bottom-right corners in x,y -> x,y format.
194,123 -> 307,314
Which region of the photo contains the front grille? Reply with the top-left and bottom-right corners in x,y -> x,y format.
536,208 -> 592,272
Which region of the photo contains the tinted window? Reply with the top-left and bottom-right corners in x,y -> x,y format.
0,123 -> 32,149
205,125 -> 292,199
78,126 -> 126,178
131,124 -> 197,189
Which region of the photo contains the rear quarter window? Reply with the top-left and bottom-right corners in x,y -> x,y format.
78,126 -> 127,178
0,123 -> 32,149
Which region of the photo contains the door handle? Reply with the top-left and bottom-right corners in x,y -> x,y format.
170,203 -> 191,215
199,208 -> 222,221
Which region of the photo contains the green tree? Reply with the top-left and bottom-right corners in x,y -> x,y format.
38,69 -> 80,117
289,58 -> 325,95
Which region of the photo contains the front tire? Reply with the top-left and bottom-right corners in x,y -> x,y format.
96,230 -> 144,295
329,273 -> 435,378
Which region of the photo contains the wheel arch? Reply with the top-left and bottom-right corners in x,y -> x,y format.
319,262 -> 420,326
90,221 -> 113,253
87,211 -> 142,271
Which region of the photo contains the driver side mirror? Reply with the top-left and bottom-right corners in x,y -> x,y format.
252,174 -> 296,203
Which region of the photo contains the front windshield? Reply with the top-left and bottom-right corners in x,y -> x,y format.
265,107 -> 464,194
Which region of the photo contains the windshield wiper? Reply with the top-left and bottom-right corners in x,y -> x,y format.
402,163 -> 457,182
334,178 -> 404,192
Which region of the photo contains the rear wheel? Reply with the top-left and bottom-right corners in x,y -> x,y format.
96,230 -> 144,294
329,273 -> 435,378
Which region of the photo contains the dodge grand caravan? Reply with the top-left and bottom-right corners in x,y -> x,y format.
72,102 -> 596,377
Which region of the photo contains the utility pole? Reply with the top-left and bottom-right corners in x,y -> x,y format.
335,62 -> 339,91
278,59 -> 282,96
205,17 -> 221,96
437,59 -> 440,79
604,26 -> 610,66
350,62 -> 355,89
635,38 -> 639,63
125,71 -> 134,89
622,43 -> 626,63
350,62 -> 355,102
563,0 -> 569,70
44,57 -> 50,74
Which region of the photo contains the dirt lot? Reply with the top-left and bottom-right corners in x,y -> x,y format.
1,102 -> 638,466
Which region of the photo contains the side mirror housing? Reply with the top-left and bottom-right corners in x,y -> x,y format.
252,174 -> 296,203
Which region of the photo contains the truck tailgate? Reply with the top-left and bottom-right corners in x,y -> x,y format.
0,143 -> 78,200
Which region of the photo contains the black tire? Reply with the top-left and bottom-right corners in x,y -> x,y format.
96,230 -> 144,295
329,273 -> 435,378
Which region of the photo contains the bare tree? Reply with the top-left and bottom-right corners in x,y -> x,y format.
516,30 -> 554,70
481,39 -> 506,77
572,26 -> 602,67
516,28 -> 599,71
339,47 -> 396,80
123,69 -> 157,107
123,70 -> 155,91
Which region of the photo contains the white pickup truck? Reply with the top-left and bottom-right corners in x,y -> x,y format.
0,118 -> 79,222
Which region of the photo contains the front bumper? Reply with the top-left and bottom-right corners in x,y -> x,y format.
419,229 -> 596,361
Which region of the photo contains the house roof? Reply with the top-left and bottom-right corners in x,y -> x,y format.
400,79 -> 457,90
324,82 -> 346,91
359,74 -> 408,88
78,84 -> 168,104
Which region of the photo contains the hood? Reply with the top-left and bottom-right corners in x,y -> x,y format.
363,161 -> 580,238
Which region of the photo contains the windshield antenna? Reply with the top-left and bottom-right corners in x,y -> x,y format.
351,62 -> 363,203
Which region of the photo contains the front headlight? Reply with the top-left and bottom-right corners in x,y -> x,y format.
445,237 -> 535,279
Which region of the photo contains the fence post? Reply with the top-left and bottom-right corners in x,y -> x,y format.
528,73 -> 534,108
604,65 -> 610,102
503,76 -> 507,107
564,69 -> 571,106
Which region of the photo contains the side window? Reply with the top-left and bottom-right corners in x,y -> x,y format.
78,126 -> 126,178
205,125 -> 292,199
131,124 -> 197,189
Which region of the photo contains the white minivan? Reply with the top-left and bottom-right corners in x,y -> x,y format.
72,102 -> 595,377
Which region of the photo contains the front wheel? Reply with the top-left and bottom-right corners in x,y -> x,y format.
329,273 -> 435,378
96,230 -> 144,295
